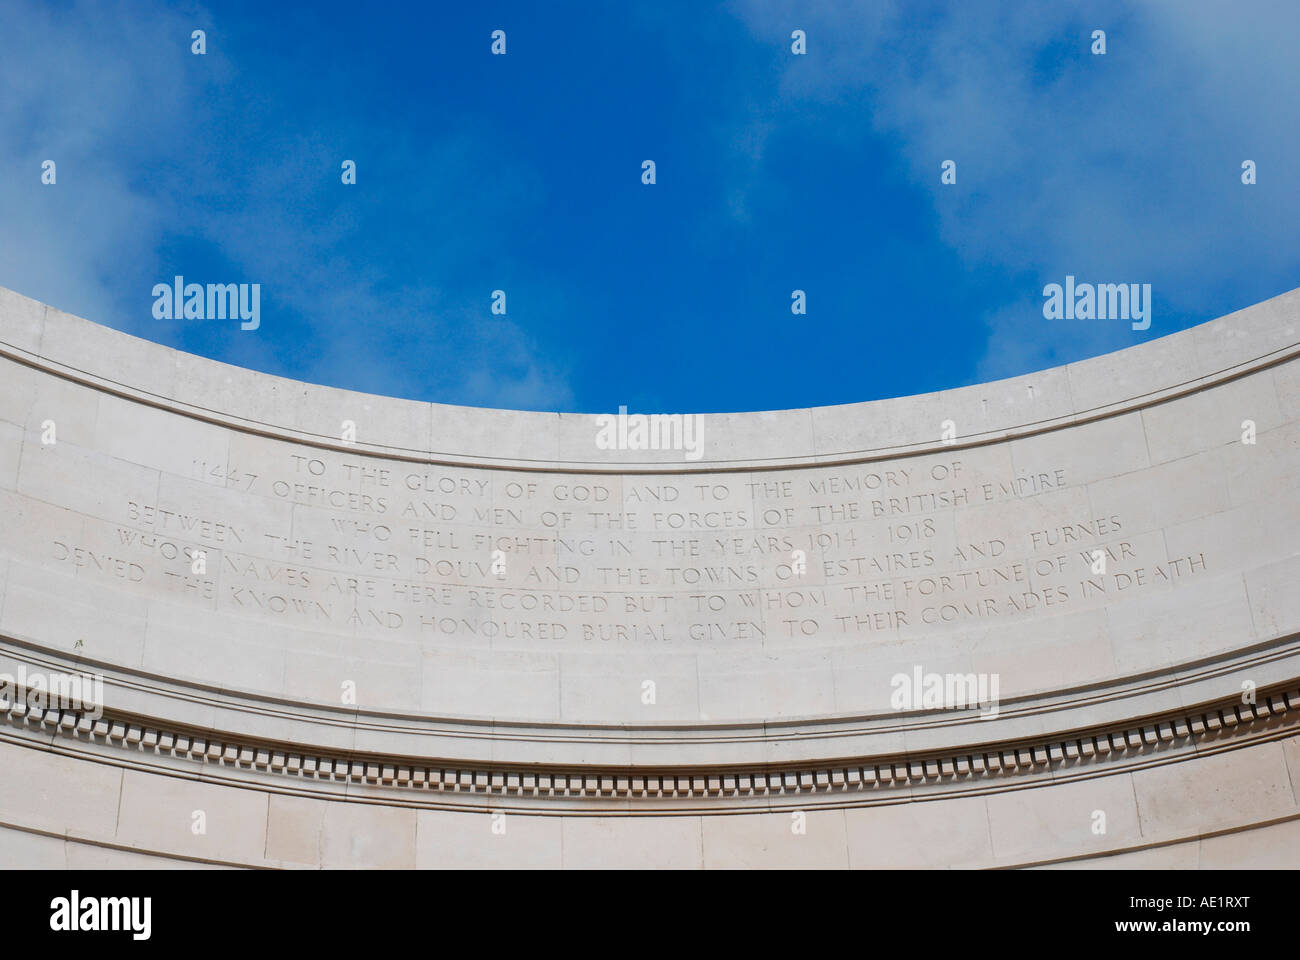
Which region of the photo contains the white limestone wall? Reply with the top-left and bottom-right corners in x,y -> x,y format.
0,285 -> 1298,870
0,286 -> 1296,728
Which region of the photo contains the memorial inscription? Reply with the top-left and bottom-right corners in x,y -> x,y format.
56,443 -> 1211,654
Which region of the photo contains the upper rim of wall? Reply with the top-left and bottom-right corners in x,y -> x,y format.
1,285 -> 1297,473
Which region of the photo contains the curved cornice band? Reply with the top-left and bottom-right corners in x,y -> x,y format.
0,286 -> 1295,472
4,676 -> 1296,815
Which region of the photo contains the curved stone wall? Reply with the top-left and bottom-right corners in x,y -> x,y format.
0,284 -> 1297,868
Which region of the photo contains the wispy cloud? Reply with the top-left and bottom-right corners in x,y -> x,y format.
728,0 -> 1300,381
0,0 -> 574,411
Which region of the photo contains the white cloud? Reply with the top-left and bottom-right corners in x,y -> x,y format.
0,0 -> 574,411
729,0 -> 1300,381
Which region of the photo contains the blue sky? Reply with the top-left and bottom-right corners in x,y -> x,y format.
2,0 -> 1297,413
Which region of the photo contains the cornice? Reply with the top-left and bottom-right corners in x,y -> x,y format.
4,628 -> 1299,746
4,630 -> 1299,767
0,286 -> 1296,473
4,678 -> 1296,814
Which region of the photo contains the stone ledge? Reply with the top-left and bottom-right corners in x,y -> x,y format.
3,680 -> 1295,813
1,285 -> 1296,471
